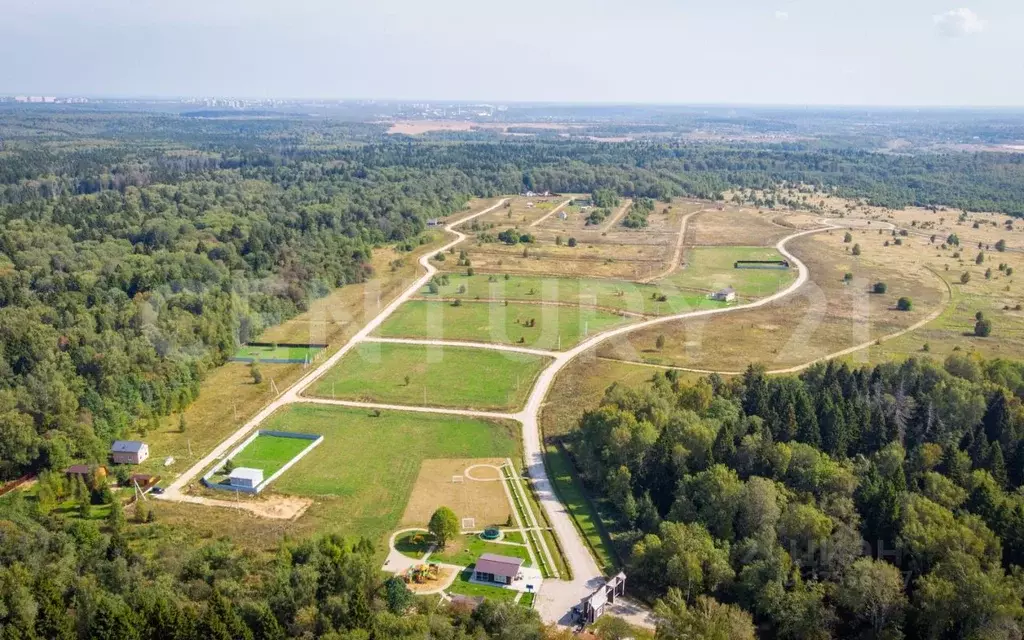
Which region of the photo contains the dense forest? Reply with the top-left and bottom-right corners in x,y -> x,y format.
570,356 -> 1024,639
0,491 -> 556,639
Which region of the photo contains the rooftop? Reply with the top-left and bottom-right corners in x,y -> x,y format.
475,553 -> 524,577
111,440 -> 146,453
228,467 -> 264,483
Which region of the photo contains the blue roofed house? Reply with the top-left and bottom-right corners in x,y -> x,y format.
110,440 -> 150,465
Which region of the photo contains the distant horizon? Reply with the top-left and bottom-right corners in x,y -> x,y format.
5,95 -> 1024,111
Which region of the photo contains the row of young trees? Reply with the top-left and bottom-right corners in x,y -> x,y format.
570,356 -> 1024,639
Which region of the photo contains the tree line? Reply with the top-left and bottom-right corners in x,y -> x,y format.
569,356 -> 1024,639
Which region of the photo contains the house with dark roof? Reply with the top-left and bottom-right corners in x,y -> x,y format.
711,286 -> 736,302
473,553 -> 524,585
110,440 -> 149,465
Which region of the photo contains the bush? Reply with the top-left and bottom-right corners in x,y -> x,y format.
872,282 -> 887,294
897,297 -> 913,311
852,243 -> 861,256
975,318 -> 992,337
567,237 -> 578,247
843,232 -> 853,243
996,239 -> 1006,252
961,272 -> 971,284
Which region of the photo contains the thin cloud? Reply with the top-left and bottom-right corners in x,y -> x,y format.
774,10 -> 789,21
933,8 -> 986,37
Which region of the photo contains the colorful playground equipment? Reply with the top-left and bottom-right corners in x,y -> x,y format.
404,563 -> 440,584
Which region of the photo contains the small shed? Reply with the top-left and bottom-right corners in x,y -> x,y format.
111,440 -> 149,465
474,553 -> 523,585
711,287 -> 736,302
228,467 -> 264,489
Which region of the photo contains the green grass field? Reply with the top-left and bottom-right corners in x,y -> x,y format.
375,300 -> 634,350
259,404 -> 520,543
233,344 -> 322,362
423,274 -> 716,316
224,433 -> 315,478
545,444 -> 619,574
662,246 -> 796,299
310,342 -> 550,411
430,533 -> 532,568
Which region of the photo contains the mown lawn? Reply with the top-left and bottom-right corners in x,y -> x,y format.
662,246 -> 796,299
310,342 -> 550,411
233,344 -> 322,362
375,300 -> 633,350
421,273 -> 716,316
544,444 -> 619,575
225,434 -> 314,477
430,533 -> 532,568
259,404 -> 520,544
447,568 -> 520,602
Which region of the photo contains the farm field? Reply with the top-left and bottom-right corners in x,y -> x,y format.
257,404 -> 520,543
309,342 -> 551,411
374,300 -> 634,349
416,273 -> 717,316
224,433 -> 314,478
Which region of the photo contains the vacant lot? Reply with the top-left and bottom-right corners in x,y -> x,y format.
599,232 -> 948,370
401,458 -> 512,529
375,300 -> 634,349
687,206 -> 797,246
309,342 -> 551,411
416,273 -> 717,317
264,404 -> 519,542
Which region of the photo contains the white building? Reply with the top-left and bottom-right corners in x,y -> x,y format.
228,467 -> 264,489
711,287 -> 737,302
110,440 -> 150,465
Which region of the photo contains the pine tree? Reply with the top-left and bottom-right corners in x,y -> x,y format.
990,441 -> 1009,487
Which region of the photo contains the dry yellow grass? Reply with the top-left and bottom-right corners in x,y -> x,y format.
401,458 -> 512,529
598,232 -> 948,371
686,205 -> 798,246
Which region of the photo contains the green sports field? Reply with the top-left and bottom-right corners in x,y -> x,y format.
310,342 -> 550,411
226,433 -> 315,478
375,300 -> 633,349
259,404 -> 520,542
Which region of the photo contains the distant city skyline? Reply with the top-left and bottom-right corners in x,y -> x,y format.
2,0 -> 1023,106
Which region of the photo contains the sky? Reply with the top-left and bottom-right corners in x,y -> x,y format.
1,0 -> 1022,106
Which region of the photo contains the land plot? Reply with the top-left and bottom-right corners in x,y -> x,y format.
401,458 -> 512,529
416,273 -> 716,317
476,196 -> 570,227
226,433 -> 313,477
375,300 -> 634,349
660,246 -> 797,300
261,404 -> 520,543
309,342 -> 550,411
687,206 -> 797,246
232,344 -> 323,363
598,233 -> 948,370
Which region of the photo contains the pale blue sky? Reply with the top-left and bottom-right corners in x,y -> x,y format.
1,0 -> 1021,105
